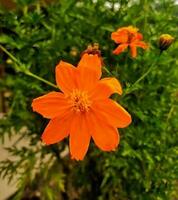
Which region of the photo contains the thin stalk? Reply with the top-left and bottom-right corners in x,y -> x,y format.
36,2 -> 41,14
124,52 -> 162,96
25,71 -> 58,89
143,0 -> 148,32
131,63 -> 154,86
23,5 -> 28,16
0,45 -> 21,65
0,45 -> 58,89
103,66 -> 113,76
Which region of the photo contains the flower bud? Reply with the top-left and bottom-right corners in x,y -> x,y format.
80,43 -> 104,66
6,58 -> 13,64
81,43 -> 101,57
159,34 -> 174,51
70,47 -> 78,57
93,42 -> 99,50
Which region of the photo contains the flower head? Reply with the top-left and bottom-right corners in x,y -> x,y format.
111,26 -> 148,58
159,34 -> 174,51
81,43 -> 102,57
81,43 -> 104,65
32,54 -> 131,160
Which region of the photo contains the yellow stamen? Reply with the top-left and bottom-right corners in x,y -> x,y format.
127,26 -> 139,34
68,89 -> 91,113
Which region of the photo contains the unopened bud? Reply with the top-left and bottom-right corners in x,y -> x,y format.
93,42 -> 99,50
86,44 -> 93,52
81,43 -> 101,57
80,43 -> 104,66
70,47 -> 78,57
159,34 -> 174,51
6,58 -> 13,64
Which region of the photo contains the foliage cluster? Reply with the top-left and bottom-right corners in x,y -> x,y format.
0,0 -> 178,199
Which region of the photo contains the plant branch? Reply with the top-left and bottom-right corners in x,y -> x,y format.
103,66 -> 113,76
124,52 -> 162,96
0,45 -> 20,65
25,71 -> 58,89
0,45 -> 58,89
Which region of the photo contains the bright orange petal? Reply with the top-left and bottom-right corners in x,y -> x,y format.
92,99 -> 132,128
78,54 -> 101,79
88,111 -> 119,151
90,77 -> 122,100
56,61 -> 77,94
69,113 -> 91,160
133,41 -> 148,49
76,66 -> 101,91
99,77 -> 122,95
113,44 -> 128,55
130,44 -> 137,58
111,31 -> 128,43
131,33 -> 143,41
32,92 -> 71,119
41,113 -> 72,145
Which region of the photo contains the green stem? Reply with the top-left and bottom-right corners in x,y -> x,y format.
23,5 -> 28,16
143,0 -> 148,32
36,2 -> 41,14
0,45 -> 21,65
166,105 -> 175,123
103,66 -> 113,76
132,63 -> 154,86
124,52 -> 162,96
25,71 -> 58,89
0,45 -> 58,89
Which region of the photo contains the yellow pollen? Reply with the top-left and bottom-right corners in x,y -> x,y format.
160,34 -> 174,41
68,89 -> 91,113
127,26 -> 139,33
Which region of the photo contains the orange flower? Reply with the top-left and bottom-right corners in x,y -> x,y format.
111,26 -> 148,58
32,54 -> 131,160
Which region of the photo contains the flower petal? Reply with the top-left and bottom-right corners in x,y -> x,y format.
76,67 -> 99,91
78,54 -> 102,72
111,31 -> 128,43
113,44 -> 128,55
133,41 -> 148,49
69,113 -> 91,160
92,99 -> 132,128
131,33 -> 143,41
41,113 -> 72,145
88,111 -> 119,151
78,54 -> 102,81
90,77 -> 122,100
130,44 -> 137,58
56,61 -> 77,94
32,92 -> 71,119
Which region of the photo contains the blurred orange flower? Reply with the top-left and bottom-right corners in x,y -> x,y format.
32,54 -> 131,160
111,26 -> 148,58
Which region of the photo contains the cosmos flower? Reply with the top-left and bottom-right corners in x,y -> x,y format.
111,26 -> 148,58
32,54 -> 131,160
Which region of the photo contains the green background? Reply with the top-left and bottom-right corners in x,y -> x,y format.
0,0 -> 178,199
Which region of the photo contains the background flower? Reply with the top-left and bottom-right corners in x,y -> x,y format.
111,26 -> 148,58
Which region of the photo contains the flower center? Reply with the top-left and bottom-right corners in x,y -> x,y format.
127,32 -> 134,43
68,89 -> 91,113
